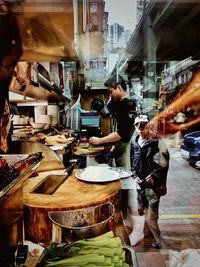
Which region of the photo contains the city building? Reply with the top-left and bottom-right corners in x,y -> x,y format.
159,58 -> 200,109
77,0 -> 109,89
109,23 -> 124,51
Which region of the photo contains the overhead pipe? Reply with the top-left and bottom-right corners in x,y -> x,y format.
72,0 -> 80,57
82,0 -> 87,33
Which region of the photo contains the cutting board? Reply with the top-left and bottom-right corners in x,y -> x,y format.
73,146 -> 105,155
23,169 -> 121,244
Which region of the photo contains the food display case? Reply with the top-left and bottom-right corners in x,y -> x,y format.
0,153 -> 43,266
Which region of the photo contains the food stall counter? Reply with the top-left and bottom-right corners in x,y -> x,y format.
23,169 -> 124,244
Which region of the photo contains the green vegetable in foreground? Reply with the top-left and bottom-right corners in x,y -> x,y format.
38,231 -> 130,267
45,254 -> 105,266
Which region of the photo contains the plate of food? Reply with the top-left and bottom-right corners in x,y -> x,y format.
115,167 -> 133,179
75,165 -> 132,183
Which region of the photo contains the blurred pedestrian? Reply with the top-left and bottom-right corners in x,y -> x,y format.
128,115 -> 170,248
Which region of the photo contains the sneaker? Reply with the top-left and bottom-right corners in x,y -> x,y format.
152,241 -> 161,249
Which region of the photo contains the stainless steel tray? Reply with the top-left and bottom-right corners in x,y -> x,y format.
123,245 -> 139,267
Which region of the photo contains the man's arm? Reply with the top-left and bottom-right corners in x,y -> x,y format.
89,132 -> 121,145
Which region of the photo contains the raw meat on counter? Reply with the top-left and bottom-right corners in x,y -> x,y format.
45,135 -> 74,145
0,157 -> 18,190
27,127 -> 76,145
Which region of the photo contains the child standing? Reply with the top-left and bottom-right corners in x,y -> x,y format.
129,115 -> 170,248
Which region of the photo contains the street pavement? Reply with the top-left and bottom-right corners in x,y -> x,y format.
134,136 -> 200,267
160,137 -> 200,218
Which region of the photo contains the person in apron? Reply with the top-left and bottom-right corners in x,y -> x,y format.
89,74 -> 137,218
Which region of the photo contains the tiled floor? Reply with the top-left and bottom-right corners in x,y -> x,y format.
136,252 -> 169,267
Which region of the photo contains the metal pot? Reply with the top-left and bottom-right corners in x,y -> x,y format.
48,202 -> 115,243
91,98 -> 104,112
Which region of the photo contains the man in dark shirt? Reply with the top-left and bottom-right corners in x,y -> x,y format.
89,75 -> 136,219
89,74 -> 136,169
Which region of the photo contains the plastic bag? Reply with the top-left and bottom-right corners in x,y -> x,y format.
70,94 -> 82,130
169,249 -> 200,267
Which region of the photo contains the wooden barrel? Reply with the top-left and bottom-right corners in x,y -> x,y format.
23,169 -> 121,244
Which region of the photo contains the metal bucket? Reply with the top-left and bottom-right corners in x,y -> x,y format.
0,212 -> 23,266
48,202 -> 115,243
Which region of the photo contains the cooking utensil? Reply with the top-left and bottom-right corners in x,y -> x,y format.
32,174 -> 69,195
91,97 -> 104,112
64,161 -> 78,175
32,162 -> 77,195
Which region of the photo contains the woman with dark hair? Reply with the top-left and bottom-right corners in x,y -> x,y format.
0,0 -> 22,152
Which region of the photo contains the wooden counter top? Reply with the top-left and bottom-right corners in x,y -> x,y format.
23,169 -> 120,209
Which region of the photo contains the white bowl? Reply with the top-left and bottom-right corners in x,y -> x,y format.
30,122 -> 46,129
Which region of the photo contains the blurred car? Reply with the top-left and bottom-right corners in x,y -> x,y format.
181,131 -> 200,169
